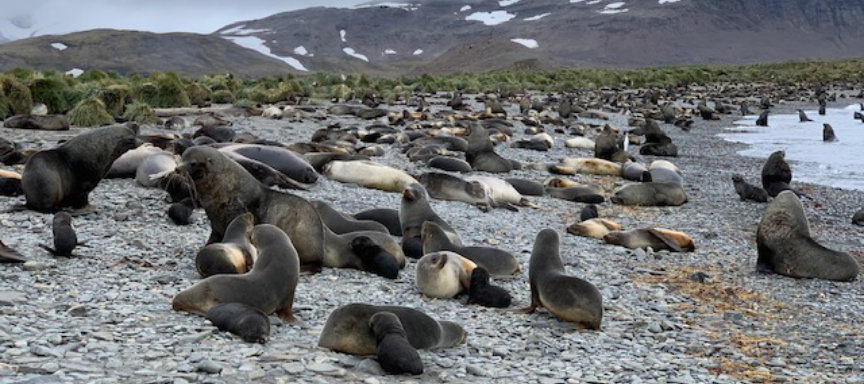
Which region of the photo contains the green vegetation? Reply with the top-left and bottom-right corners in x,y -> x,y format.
122,101 -> 160,124
1,58 -> 863,124
68,96 -> 115,127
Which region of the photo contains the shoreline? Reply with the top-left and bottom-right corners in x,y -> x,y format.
1,96 -> 862,384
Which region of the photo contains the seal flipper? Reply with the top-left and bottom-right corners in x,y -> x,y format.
0,241 -> 27,263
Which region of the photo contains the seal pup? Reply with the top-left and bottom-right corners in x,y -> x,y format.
466,267 -> 512,308
421,221 -> 520,276
351,236 -> 400,279
798,109 -> 813,122
178,147 -> 325,265
603,229 -> 695,252
173,224 -> 301,321
852,208 -> 864,226
761,150 -> 793,197
822,123 -> 837,142
464,175 -> 535,209
756,191 -> 859,281
206,303 -> 270,344
195,213 -> 258,278
427,156 -> 472,173
400,183 -> 462,258
39,212 -> 78,256
566,218 -> 622,240
545,185 -> 605,204
0,240 -> 27,263
318,303 -> 467,355
731,174 -> 768,202
312,200 -> 389,234
580,204 -> 599,221
611,183 -> 687,206
22,125 -> 140,212
755,110 -> 769,127
465,123 -> 515,173
370,312 -> 424,375
353,208 -> 402,236
168,197 -> 195,225
324,160 -> 418,193
0,169 -> 23,196
416,251 -> 476,299
525,229 -> 603,329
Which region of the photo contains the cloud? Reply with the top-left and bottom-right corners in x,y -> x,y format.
1,0 -> 368,38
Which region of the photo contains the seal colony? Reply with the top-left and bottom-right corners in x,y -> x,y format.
0,87 -> 862,382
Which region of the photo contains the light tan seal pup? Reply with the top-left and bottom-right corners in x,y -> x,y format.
416,251 -> 477,299
566,219 -> 622,239
318,303 -> 467,355
756,191 -> 859,281
525,229 -> 603,330
553,158 -> 622,176
603,228 -> 695,252
172,224 -> 300,321
323,160 -> 418,193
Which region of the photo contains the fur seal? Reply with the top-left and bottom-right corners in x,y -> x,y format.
756,110 -> 769,127
168,197 -> 195,225
622,162 -> 651,182
580,204 -> 599,221
39,212 -> 78,256
823,123 -> 837,142
195,213 -> 258,278
418,172 -> 492,211
545,185 -> 605,204
353,208 -> 402,236
526,229 -> 603,329
0,240 -> 27,263
611,183 -> 687,206
639,119 -> 678,157
217,144 -> 318,184
3,114 -> 70,131
106,144 -> 164,178
554,158 -> 622,176
566,218 -> 622,240
318,303 -> 467,355
421,221 -> 520,276
603,229 -> 695,252
369,312 -> 424,375
648,160 -> 684,185
732,174 -> 768,202
178,147 -> 324,265
173,224 -> 300,321
594,128 -> 628,162
416,251 -> 477,299
312,200 -> 389,234
756,191 -> 859,281
465,123 -> 515,173
135,151 -> 177,188
400,183 -> 462,258
22,125 -> 141,212
323,230 -> 405,278
761,150 -> 793,197
464,175 -> 535,209
466,267 -> 512,308
566,137 -> 595,150
504,178 -> 545,196
427,156 -> 472,173
324,160 -> 418,193
350,236 -> 400,279
797,109 -> 813,123
206,303 -> 270,344
853,208 -> 864,226
0,169 -> 23,196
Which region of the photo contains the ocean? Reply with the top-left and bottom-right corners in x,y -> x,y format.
718,104 -> 864,192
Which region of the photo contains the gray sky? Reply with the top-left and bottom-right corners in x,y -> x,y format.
0,0 -> 368,39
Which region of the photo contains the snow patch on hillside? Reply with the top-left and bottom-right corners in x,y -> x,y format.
466,11 -> 516,26
343,47 -> 369,62
224,36 -> 308,71
511,38 -> 539,48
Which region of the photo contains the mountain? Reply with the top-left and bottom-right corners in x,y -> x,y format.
213,0 -> 864,75
0,29 -> 299,77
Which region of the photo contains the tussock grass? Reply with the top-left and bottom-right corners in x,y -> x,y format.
68,96 -> 115,127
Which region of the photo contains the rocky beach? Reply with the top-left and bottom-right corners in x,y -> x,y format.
1,96 -> 863,384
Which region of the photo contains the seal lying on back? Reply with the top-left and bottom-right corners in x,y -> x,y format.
318,303 -> 467,355
206,303 -> 270,344
22,125 -> 140,212
422,221 -> 520,276
370,312 -> 424,375
756,191 -> 858,281
526,229 -> 603,329
173,224 -> 301,321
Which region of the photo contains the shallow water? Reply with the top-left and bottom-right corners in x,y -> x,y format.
718,103 -> 864,191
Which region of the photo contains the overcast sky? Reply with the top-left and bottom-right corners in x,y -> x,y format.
0,0 -> 368,39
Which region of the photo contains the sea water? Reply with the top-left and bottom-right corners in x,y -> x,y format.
718,104 -> 864,191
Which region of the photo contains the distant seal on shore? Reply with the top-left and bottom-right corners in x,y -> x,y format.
173,224 -> 301,321
3,114 -> 70,131
178,147 -> 325,266
22,125 -> 140,212
611,183 -> 687,206
195,213 -> 258,278
422,221 -> 520,276
465,123 -> 516,173
353,208 -> 402,236
732,174 -> 768,202
0,240 -> 27,263
761,150 -> 793,197
370,312 -> 424,375
603,228 -> 695,252
312,200 -> 389,234
526,229 -> 603,329
797,109 -> 813,123
416,251 -> 476,299
756,191 -> 859,281
206,303 -> 270,344
319,303 -> 467,356
400,183 -> 462,258
324,160 -> 418,193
